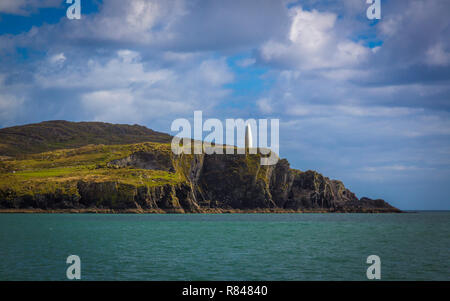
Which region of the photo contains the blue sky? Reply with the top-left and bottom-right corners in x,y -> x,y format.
1,0 -> 449,210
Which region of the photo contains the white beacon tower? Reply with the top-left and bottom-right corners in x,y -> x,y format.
245,124 -> 253,149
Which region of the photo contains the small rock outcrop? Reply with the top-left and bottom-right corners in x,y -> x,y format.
108,151 -> 174,172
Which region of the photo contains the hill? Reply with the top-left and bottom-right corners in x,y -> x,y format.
0,121 -> 400,213
0,120 -> 172,157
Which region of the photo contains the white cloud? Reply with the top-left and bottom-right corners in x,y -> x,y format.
379,16 -> 403,37
77,0 -> 187,44
32,50 -> 234,124
125,0 -> 160,32
36,50 -> 173,89
320,68 -> 371,81
162,51 -> 199,62
81,90 -> 136,123
236,58 -> 256,68
117,50 -> 140,63
0,74 -> 25,126
257,98 -> 273,114
0,94 -> 24,125
426,43 -> 450,66
260,7 -> 370,70
0,0 -> 449,209
81,89 -> 192,124
49,53 -> 66,64
196,58 -> 234,86
287,103 -> 424,118
288,8 -> 336,52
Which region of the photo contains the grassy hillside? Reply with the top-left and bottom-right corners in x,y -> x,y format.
0,142 -> 183,198
0,120 -> 172,157
0,120 -> 399,213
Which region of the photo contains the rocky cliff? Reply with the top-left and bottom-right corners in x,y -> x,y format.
0,146 -> 400,213
0,121 -> 400,213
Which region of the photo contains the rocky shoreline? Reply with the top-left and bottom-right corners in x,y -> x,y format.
0,208 -> 401,214
0,151 -> 402,213
0,121 -> 401,213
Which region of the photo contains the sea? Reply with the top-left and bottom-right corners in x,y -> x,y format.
0,212 -> 448,280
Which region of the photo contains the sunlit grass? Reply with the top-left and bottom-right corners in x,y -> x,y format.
0,142 -> 182,197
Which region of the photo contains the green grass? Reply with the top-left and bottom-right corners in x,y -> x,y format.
0,142 -> 184,197
0,135 -> 276,199
12,166 -> 88,178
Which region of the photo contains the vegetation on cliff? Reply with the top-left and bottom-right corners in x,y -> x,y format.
0,121 -> 400,213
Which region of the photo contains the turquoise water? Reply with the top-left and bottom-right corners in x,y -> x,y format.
0,212 -> 448,280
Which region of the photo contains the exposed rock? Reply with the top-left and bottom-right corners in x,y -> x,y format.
0,150 -> 401,213
108,151 -> 174,172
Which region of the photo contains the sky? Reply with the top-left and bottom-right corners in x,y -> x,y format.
0,0 -> 449,210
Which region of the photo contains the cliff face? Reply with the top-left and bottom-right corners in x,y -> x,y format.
0,149 -> 399,213
0,121 -> 401,213
175,153 -> 400,213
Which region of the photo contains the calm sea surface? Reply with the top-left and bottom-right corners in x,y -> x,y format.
0,212 -> 448,280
